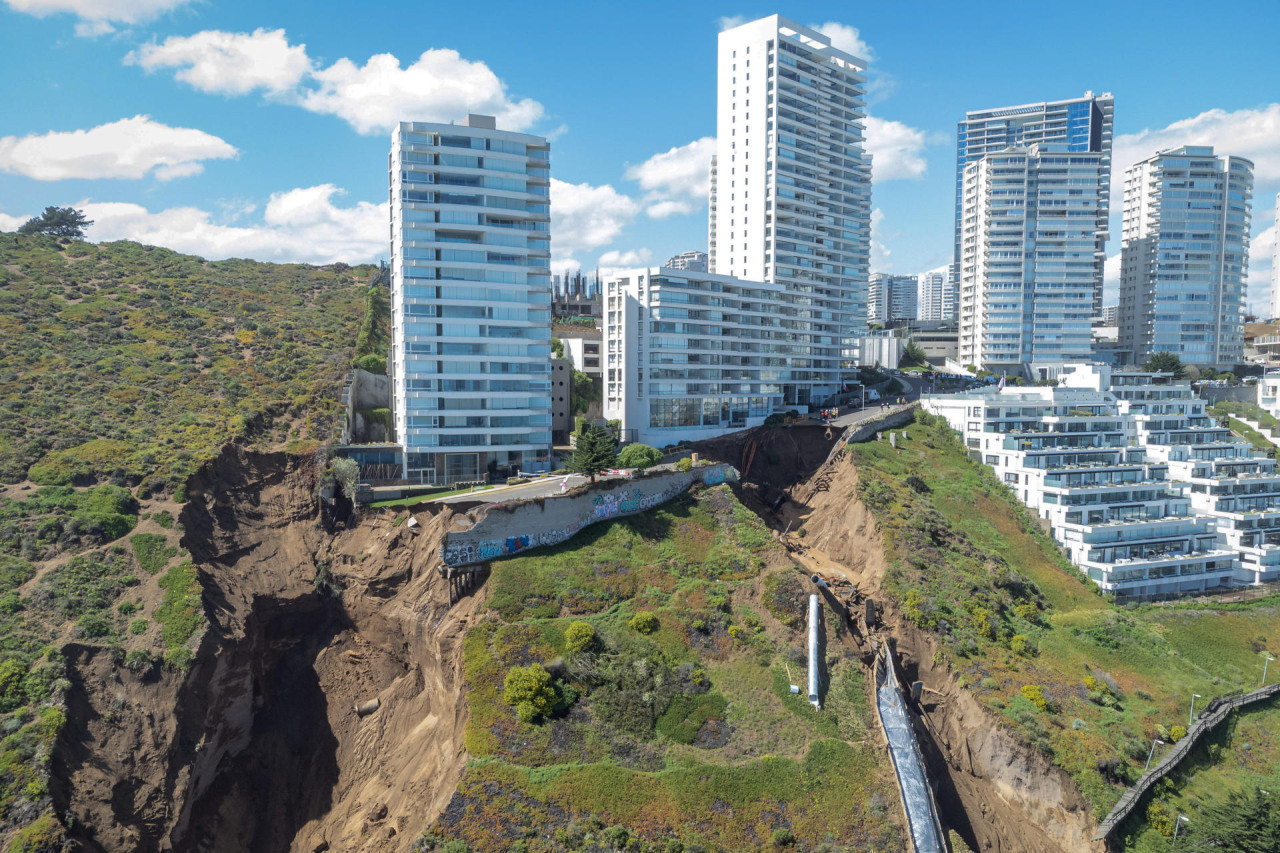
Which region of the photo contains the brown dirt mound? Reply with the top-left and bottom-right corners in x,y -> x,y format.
51,446 -> 483,853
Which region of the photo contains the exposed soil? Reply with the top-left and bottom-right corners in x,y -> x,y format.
718,424 -> 1102,853
51,446 -> 483,853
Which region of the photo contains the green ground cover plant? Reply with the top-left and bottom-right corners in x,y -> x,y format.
851,412 -> 1280,833
432,485 -> 902,852
0,233 -> 370,494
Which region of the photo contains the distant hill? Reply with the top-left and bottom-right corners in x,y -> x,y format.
0,233 -> 373,494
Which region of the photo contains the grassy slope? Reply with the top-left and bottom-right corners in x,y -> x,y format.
429,485 -> 902,852
0,233 -> 372,848
851,415 -> 1280,841
0,233 -> 371,491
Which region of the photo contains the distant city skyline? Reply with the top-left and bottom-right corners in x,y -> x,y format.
0,0 -> 1276,312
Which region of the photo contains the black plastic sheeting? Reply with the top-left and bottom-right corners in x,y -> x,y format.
876,652 -> 947,853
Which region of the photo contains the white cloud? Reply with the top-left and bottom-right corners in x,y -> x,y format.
624,136 -> 714,220
127,29 -> 312,96
127,29 -> 545,135
1113,104 -> 1280,194
625,137 -> 715,200
1248,222 -> 1276,316
597,248 -> 652,268
870,208 -> 890,269
72,185 -> 386,264
646,200 -> 694,219
300,49 -> 544,136
0,116 -> 237,181
3,0 -> 193,34
550,178 -> 638,260
0,212 -> 28,231
863,116 -> 935,181
716,15 -> 747,31
810,21 -> 873,60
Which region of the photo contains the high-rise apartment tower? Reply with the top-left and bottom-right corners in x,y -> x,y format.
388,114 -> 553,485
1118,146 -> 1253,367
709,14 -> 872,403
953,92 -> 1114,316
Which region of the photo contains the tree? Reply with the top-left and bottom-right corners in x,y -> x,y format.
568,424 -> 617,482
900,338 -> 928,368
551,336 -> 564,358
1142,351 -> 1186,379
617,443 -> 662,470
1188,787 -> 1280,851
18,206 -> 93,238
570,368 -> 599,416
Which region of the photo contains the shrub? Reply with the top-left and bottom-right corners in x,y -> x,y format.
1009,634 -> 1036,656
563,620 -> 596,654
352,353 -> 386,375
629,611 -> 660,634
155,562 -> 203,652
131,533 -> 177,575
125,649 -> 156,674
656,693 -> 727,744
1020,684 -> 1050,712
129,618 -> 148,635
77,611 -> 112,638
617,443 -> 662,470
771,828 -> 795,847
503,663 -> 557,721
153,510 -> 174,529
0,659 -> 27,712
1169,724 -> 1187,743
675,457 -> 693,473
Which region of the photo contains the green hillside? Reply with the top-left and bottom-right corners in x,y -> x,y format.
853,412 -> 1280,847
0,233 -> 372,493
425,485 -> 903,852
0,232 -> 373,850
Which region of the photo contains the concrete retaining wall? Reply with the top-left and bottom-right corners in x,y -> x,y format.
847,406 -> 918,445
1199,386 -> 1255,405
439,463 -> 738,567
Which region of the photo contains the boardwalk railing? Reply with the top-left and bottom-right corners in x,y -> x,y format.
1092,681 -> 1280,842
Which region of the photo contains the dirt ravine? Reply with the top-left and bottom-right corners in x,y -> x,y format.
51,446 -> 481,853
717,430 -> 1101,853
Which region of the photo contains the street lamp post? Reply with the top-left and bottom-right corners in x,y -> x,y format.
1264,654 -> 1275,687
1171,814 -> 1189,848
1189,693 -> 1202,727
1144,738 -> 1166,772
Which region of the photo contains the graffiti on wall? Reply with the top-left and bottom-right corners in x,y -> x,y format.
439,465 -> 737,566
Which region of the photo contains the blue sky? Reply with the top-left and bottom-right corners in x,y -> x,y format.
1,0 -> 1278,311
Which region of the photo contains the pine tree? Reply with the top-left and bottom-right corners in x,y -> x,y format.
1189,787 -> 1280,851
17,206 -> 93,238
569,424 -> 617,482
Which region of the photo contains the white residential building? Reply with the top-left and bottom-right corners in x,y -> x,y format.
666,250 -> 709,272
710,14 -> 872,403
1118,146 -> 1254,369
1259,370 -> 1280,419
388,115 -> 553,485
561,334 -> 602,379
869,273 -> 917,324
917,269 -> 950,322
952,92 -> 1114,316
604,267 -> 804,446
924,363 -> 1258,599
956,145 -> 1110,376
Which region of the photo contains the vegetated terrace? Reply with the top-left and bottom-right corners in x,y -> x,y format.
851,411 -> 1280,844
423,484 -> 903,853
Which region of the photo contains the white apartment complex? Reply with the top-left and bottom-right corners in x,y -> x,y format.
665,250 -> 709,272
603,268 -> 799,446
709,14 -> 872,403
924,363 -> 1280,599
388,115 -> 553,485
917,269 -> 950,322
956,145 -> 1111,376
869,273 -> 918,324
1118,146 -> 1254,368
